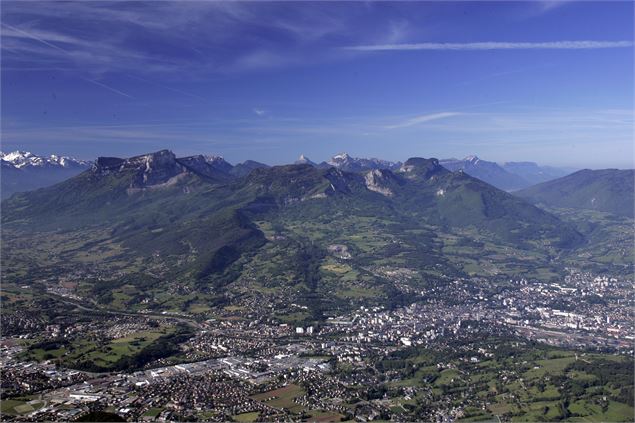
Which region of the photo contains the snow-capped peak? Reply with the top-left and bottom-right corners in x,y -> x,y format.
203,154 -> 225,163
295,154 -> 316,165
331,152 -> 351,161
1,150 -> 30,160
1,150 -> 90,169
326,153 -> 401,172
463,155 -> 479,163
1,151 -> 45,168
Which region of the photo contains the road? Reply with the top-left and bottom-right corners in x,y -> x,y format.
45,292 -> 203,329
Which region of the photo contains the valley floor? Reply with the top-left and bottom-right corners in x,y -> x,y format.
1,288 -> 633,422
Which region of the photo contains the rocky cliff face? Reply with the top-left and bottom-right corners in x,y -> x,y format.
177,155 -> 233,181
93,150 -> 186,189
364,169 -> 398,196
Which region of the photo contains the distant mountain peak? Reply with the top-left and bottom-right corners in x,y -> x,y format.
1,150 -> 92,199
230,160 -> 269,178
403,157 -> 441,168
502,161 -> 572,186
326,153 -> 401,172
1,150 -> 36,163
203,154 -> 224,160
1,150 -> 89,169
400,157 -> 446,180
295,154 -> 316,166
94,156 -> 126,172
92,150 -> 193,189
440,155 -> 528,191
119,150 -> 177,172
332,152 -> 351,161
201,154 -> 233,173
176,155 -> 230,180
130,149 -> 175,161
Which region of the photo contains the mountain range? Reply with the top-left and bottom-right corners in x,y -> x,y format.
439,156 -> 572,191
3,150 -> 581,245
501,161 -> 576,186
0,150 -> 269,199
1,150 -> 575,199
296,153 -> 571,191
3,149 -> 599,319
1,151 -> 91,199
294,153 -> 402,173
439,156 -> 527,191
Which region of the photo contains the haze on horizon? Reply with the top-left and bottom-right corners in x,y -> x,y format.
1,1 -> 633,169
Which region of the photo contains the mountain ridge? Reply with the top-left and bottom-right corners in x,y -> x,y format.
440,155 -> 530,191
1,149 -> 579,199
516,168 -> 635,217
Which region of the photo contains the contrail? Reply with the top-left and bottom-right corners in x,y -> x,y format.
2,22 -> 134,99
345,40 -> 634,52
81,78 -> 134,99
385,112 -> 462,129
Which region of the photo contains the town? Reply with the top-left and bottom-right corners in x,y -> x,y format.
1,267 -> 633,421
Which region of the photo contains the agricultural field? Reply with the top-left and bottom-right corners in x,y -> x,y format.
0,398 -> 46,416
21,326 -> 173,366
251,383 -> 306,413
375,339 -> 634,422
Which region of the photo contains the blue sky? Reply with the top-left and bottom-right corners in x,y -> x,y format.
1,1 -> 633,168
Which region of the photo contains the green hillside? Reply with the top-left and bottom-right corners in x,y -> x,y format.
516,169 -> 634,218
1,151 -> 589,320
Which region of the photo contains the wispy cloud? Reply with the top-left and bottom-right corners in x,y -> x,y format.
2,22 -> 138,98
253,108 -> 266,116
344,40 -> 633,52
1,22 -> 71,54
81,78 -> 134,99
385,112 -> 462,129
536,1 -> 575,14
0,1 -> 417,77
408,109 -> 634,134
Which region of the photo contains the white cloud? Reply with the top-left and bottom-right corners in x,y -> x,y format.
253,108 -> 266,116
345,40 -> 633,52
385,112 -> 462,129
